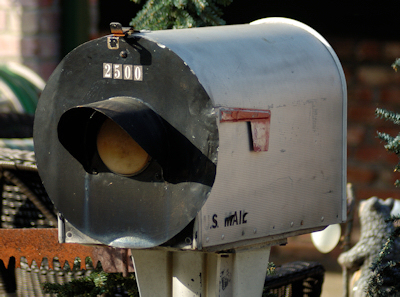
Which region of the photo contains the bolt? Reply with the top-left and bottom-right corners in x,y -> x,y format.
253,228 -> 257,234
66,231 -> 73,238
120,51 -> 128,58
321,216 -> 324,222
206,237 -> 209,242
290,222 -> 294,227
221,234 -> 225,240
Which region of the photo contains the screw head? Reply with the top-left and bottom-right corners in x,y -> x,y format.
120,51 -> 128,58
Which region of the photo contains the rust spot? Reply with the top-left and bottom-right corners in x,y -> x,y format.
220,108 -> 271,152
0,229 -> 133,273
220,108 -> 270,122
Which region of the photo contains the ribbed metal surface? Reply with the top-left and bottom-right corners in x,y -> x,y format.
0,148 -> 56,229
0,148 -> 97,295
13,258 -> 94,297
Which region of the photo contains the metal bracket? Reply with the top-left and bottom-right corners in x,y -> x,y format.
110,22 -> 133,37
58,213 -> 102,245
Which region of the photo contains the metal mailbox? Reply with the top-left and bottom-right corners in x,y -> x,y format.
33,18 -> 347,252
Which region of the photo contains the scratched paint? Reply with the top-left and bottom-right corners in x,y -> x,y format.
220,108 -> 271,152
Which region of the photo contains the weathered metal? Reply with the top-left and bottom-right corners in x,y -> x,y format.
110,22 -> 132,37
0,229 -> 133,273
34,26 -> 218,248
132,246 -> 272,297
0,146 -> 133,274
34,17 -> 346,253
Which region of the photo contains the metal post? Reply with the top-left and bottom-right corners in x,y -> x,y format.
131,246 -> 271,297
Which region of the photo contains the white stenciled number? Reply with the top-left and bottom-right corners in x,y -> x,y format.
134,66 -> 143,81
113,64 -> 122,79
124,65 -> 132,80
103,63 -> 143,81
103,63 -> 112,78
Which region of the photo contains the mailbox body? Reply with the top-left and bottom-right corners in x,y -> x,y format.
34,18 -> 346,251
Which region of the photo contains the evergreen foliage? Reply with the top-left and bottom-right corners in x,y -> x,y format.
367,63 -> 400,296
266,261 -> 276,276
129,0 -> 233,30
392,58 -> 400,72
262,262 -> 277,297
43,271 -> 139,297
376,108 -> 400,187
367,216 -> 400,297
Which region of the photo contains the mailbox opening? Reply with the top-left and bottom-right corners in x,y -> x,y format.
57,97 -> 167,178
96,118 -> 151,176
57,96 -> 216,186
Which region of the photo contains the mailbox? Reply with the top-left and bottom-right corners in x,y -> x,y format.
33,18 -> 347,252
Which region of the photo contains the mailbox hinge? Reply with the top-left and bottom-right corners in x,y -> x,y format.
110,22 -> 134,37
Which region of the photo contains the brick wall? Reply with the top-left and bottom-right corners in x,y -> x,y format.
0,0 -> 99,80
327,37 -> 400,201
0,0 -> 61,80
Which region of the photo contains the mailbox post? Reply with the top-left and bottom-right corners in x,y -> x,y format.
33,18 -> 346,296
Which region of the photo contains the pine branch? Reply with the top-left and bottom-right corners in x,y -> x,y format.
173,9 -> 197,28
43,271 -> 139,297
130,0 -> 232,30
376,107 -> 400,187
131,0 -> 175,30
377,131 -> 395,144
392,58 -> 400,72
367,217 -> 400,297
376,108 -> 400,126
43,277 -> 101,297
385,136 -> 400,154
173,0 -> 188,9
377,132 -> 400,155
262,262 -> 277,297
191,0 -> 208,14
